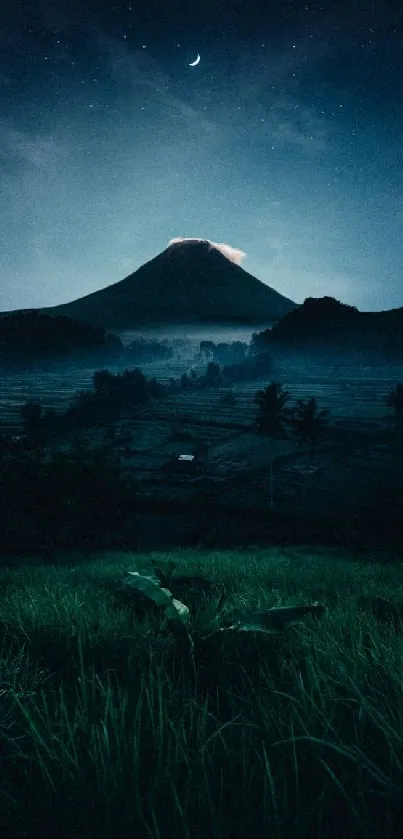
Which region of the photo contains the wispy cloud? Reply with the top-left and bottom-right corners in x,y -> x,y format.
94,31 -> 217,136
219,36 -> 334,154
168,237 -> 247,265
0,118 -> 67,169
269,100 -> 329,153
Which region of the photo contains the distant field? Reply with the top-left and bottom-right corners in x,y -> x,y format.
0,359 -> 402,434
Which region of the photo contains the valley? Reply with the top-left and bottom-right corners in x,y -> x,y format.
1,346 -> 402,550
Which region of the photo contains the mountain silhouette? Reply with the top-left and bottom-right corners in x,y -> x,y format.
40,239 -> 296,329
253,295 -> 403,359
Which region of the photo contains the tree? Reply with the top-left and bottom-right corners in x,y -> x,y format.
254,382 -> 293,510
198,340 -> 215,363
147,377 -> 166,398
65,389 -> 99,428
288,397 -> 330,451
206,361 -> 222,387
120,368 -> 148,406
254,382 -> 292,437
387,383 -> 403,421
93,369 -> 114,395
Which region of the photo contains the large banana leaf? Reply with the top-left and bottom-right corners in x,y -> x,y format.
122,571 -> 190,627
218,602 -> 325,635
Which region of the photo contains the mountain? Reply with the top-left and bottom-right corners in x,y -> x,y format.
39,239 -> 296,329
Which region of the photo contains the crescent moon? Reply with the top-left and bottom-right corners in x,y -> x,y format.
188,53 -> 201,67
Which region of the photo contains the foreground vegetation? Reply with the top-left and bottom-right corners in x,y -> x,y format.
1,547 -> 403,838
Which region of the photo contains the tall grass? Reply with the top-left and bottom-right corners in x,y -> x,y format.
1,547 -> 403,837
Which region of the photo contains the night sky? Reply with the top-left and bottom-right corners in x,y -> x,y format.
1,0 -> 403,313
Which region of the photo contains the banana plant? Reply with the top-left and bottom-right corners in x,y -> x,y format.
121,568 -> 325,642
214,602 -> 325,637
150,558 -> 217,593
122,570 -> 190,628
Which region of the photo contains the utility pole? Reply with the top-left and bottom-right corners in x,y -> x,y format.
269,458 -> 274,509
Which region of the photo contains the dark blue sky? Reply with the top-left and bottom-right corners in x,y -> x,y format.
1,0 -> 402,312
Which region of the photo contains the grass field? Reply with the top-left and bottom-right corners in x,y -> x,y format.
1,547 -> 403,838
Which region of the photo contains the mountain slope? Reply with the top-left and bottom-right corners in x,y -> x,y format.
42,239 -> 296,329
254,296 -> 403,359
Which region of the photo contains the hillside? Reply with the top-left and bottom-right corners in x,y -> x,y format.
0,310 -> 122,369
253,296 -> 403,358
39,239 -> 296,329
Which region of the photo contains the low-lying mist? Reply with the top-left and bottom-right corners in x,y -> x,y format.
117,323 -> 274,347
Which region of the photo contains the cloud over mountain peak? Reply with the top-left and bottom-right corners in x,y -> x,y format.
168,237 -> 247,266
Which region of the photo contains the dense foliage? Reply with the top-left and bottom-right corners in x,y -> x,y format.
288,396 -> 330,443
254,382 -> 293,436
124,337 -> 173,362
0,310 -> 122,366
0,443 -> 135,554
61,368 -> 165,429
252,296 -> 403,357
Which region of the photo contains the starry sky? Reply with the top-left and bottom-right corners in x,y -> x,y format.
1,0 -> 403,313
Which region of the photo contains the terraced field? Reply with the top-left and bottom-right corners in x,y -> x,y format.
148,366 -> 403,427
0,359 -> 402,435
0,368 -> 97,433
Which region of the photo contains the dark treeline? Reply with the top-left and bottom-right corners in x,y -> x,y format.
15,367 -> 166,443
0,313 -> 193,370
0,311 -> 123,368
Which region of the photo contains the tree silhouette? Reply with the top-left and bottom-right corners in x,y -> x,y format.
206,361 -> 222,387
254,382 -> 292,437
387,383 -> 403,420
289,397 -> 330,449
93,369 -> 114,394
254,382 -> 293,510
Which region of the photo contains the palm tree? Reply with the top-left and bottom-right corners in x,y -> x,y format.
254,382 -> 292,437
254,382 -> 293,509
289,397 -> 330,453
387,383 -> 403,421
